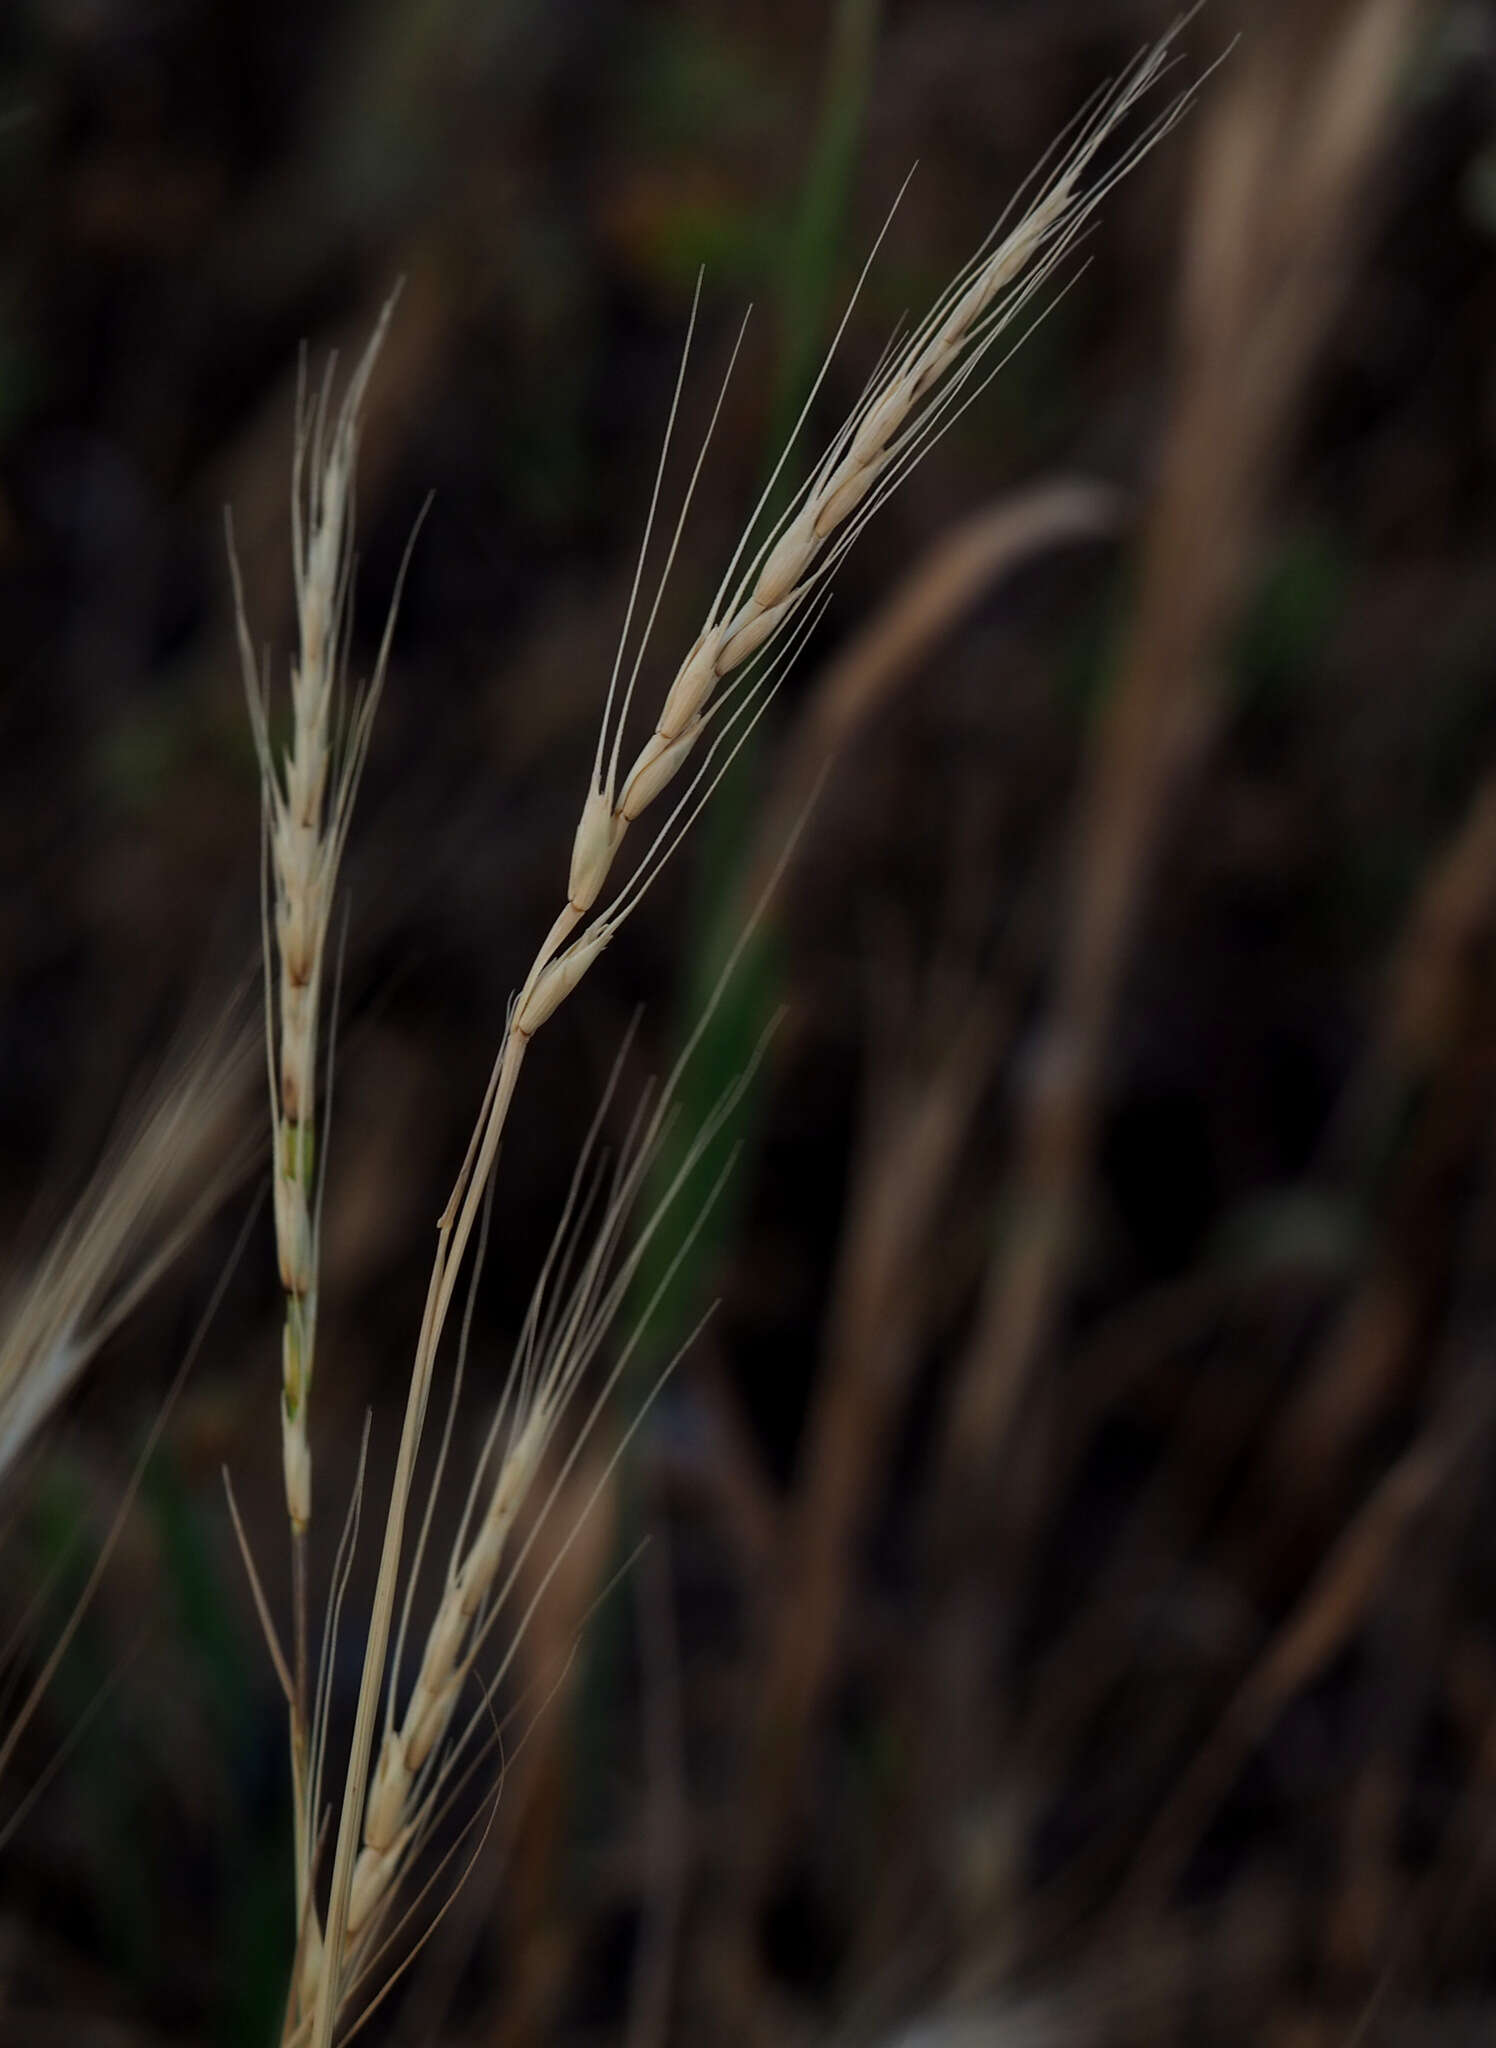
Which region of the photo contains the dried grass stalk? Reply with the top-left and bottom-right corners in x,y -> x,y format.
229,292 -> 420,1926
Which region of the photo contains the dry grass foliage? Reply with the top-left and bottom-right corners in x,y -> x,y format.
939,0 -> 1424,1513
210,25 -> 1212,2043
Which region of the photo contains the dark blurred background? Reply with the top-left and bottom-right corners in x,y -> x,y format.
4,0 -> 1496,2042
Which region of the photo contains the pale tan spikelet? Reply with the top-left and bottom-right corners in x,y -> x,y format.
717,595 -> 796,674
514,924 -> 617,1039
362,1726 -> 407,1854
752,504 -> 823,611
400,1668 -> 460,1783
655,625 -> 725,742
812,449 -> 888,537
617,723 -> 703,824
568,784 -> 626,915
346,1821 -> 412,1941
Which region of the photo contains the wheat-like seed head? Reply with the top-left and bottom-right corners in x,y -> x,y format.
557,22 -> 1203,933
229,297 -> 414,1537
285,1014 -> 763,2036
